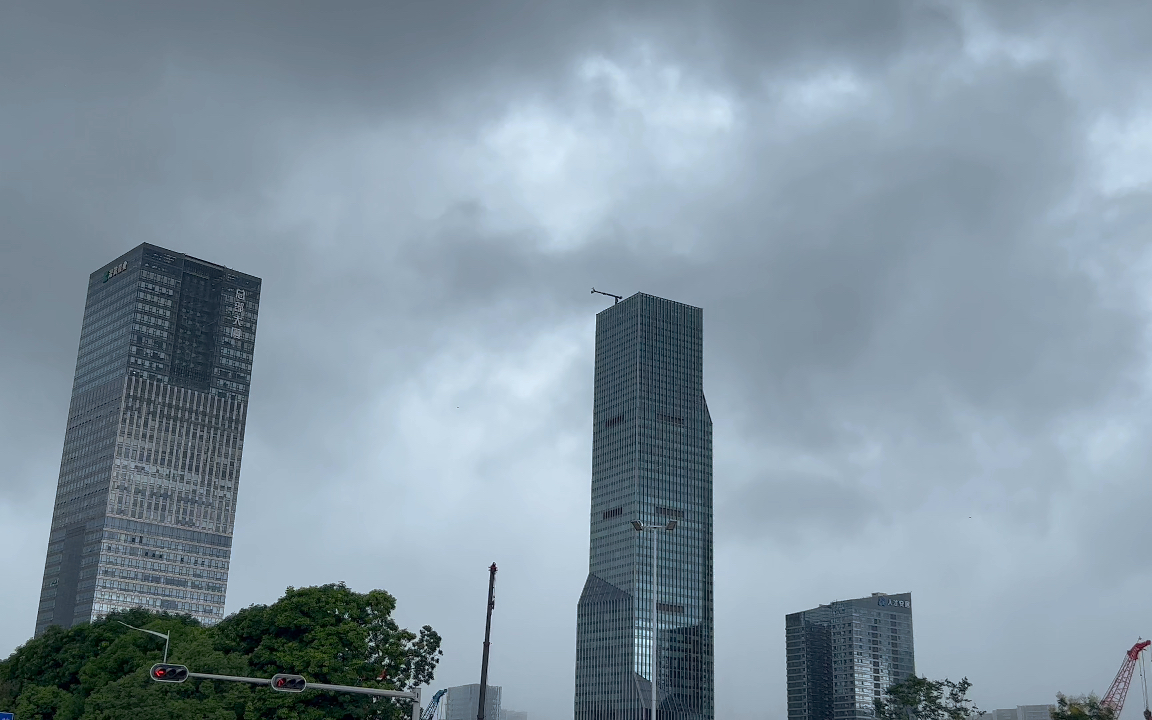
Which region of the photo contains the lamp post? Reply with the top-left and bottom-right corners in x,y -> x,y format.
631,519 -> 677,720
117,621 -> 170,663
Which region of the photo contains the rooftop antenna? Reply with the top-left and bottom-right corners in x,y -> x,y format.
591,288 -> 622,304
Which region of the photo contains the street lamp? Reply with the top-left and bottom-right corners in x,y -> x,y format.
631,518 -> 677,720
117,621 -> 171,663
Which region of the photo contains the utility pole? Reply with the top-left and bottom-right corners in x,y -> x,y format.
477,562 -> 498,720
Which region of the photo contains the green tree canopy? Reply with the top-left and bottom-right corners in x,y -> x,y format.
875,675 -> 984,720
1050,693 -> 1117,720
0,583 -> 442,720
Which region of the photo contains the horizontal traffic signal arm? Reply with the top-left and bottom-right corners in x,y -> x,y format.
149,667 -> 420,699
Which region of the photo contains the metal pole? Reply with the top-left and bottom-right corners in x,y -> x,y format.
652,528 -> 658,720
117,621 -> 170,663
185,671 -> 421,701
477,563 -> 498,720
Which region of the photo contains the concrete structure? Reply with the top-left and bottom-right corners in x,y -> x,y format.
574,293 -> 714,720
501,711 -> 528,720
1017,706 -> 1053,720
989,706 -> 1051,720
444,684 -> 501,720
35,244 -> 260,634
786,593 -> 916,720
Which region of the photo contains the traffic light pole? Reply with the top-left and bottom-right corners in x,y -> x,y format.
158,669 -> 422,720
186,672 -> 272,686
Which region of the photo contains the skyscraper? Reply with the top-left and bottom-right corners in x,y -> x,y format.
786,593 -> 915,720
35,243 -> 260,635
574,293 -> 714,720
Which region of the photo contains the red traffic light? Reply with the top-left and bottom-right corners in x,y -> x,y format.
270,674 -> 307,693
149,663 -> 189,683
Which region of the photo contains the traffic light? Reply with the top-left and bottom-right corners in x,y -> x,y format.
149,664 -> 189,683
270,674 -> 307,693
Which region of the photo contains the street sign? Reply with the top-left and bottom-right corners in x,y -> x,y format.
0,711 -> 14,719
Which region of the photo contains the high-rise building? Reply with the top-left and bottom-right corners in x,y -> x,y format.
786,604 -> 834,720
786,593 -> 915,720
35,243 -> 261,635
444,684 -> 501,720
500,711 -> 529,720
574,293 -> 714,720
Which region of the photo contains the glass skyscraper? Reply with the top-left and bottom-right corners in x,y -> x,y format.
574,293 -> 714,720
35,243 -> 260,635
786,593 -> 916,720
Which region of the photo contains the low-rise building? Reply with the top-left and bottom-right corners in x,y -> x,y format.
985,705 -> 1051,720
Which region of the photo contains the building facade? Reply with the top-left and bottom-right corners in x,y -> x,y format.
1017,705 -> 1054,720
574,293 -> 714,720
988,705 -> 1052,720
786,604 -> 834,720
786,593 -> 915,720
35,243 -> 260,635
444,684 -> 501,720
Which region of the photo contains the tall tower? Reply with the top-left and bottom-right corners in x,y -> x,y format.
36,243 -> 261,635
574,293 -> 714,720
786,593 -> 916,720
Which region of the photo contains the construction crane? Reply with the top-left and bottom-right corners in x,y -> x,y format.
420,688 -> 447,720
591,288 -> 622,304
1102,640 -> 1151,720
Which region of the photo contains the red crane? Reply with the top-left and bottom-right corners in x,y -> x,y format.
1101,640 -> 1151,719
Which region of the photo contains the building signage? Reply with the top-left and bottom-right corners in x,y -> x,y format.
230,289 -> 246,339
103,261 -> 128,282
877,597 -> 909,608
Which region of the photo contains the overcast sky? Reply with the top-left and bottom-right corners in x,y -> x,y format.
4,2 -> 1152,719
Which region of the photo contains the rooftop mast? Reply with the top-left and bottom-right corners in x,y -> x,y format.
591,288 -> 622,304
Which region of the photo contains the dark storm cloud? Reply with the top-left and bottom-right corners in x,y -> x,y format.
4,2 -> 1152,720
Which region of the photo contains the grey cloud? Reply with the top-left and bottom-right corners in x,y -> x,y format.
722,471 -> 886,543
5,2 -> 1152,719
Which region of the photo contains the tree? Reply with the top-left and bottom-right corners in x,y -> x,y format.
213,583 -> 443,720
875,675 -> 984,720
1049,693 -> 1117,720
0,583 -> 443,720
14,684 -> 75,720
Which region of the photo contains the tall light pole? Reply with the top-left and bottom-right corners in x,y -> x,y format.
117,621 -> 170,663
631,519 -> 676,720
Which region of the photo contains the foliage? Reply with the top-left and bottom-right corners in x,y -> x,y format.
1050,693 -> 1117,720
14,684 -> 75,720
0,583 -> 442,720
875,675 -> 984,720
